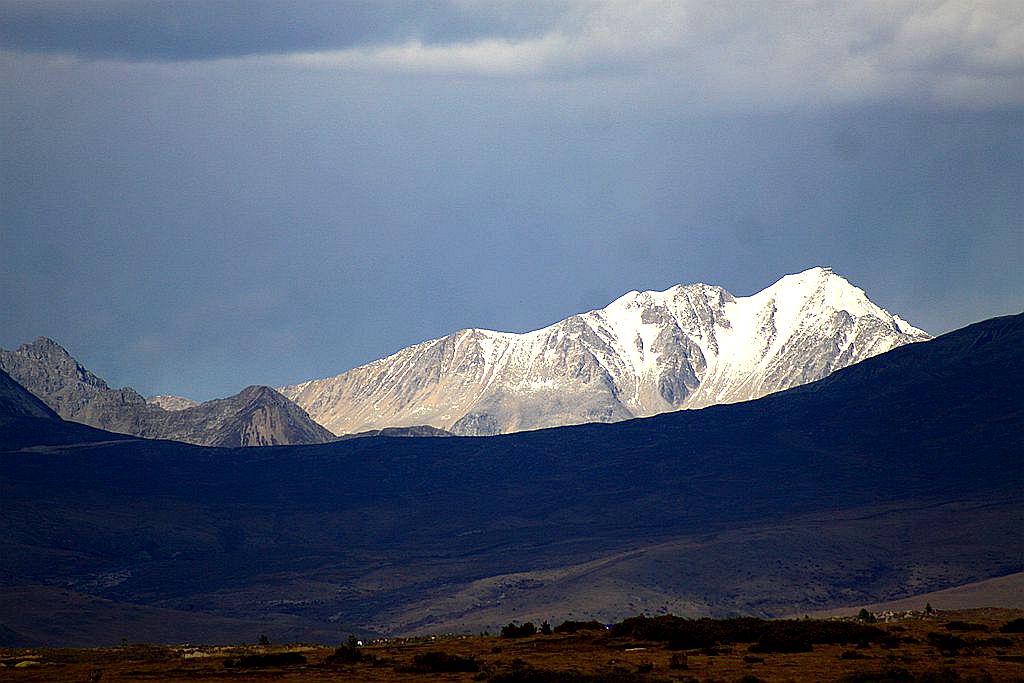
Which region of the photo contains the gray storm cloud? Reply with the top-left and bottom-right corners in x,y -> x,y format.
2,1 -> 1021,108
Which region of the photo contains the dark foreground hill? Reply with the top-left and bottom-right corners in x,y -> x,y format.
0,337 -> 334,446
0,314 -> 1020,646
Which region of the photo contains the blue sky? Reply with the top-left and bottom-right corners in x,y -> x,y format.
2,1 -> 1022,401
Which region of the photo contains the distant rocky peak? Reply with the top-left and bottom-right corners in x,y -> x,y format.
236,385 -> 286,403
9,336 -> 111,390
1,339 -> 334,446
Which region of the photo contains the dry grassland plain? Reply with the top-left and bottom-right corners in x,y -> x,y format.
2,609 -> 1022,682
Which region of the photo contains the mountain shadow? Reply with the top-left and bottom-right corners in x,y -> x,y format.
0,313 -> 1020,645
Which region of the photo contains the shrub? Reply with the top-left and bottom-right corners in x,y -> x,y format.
999,618 -> 1024,633
610,614 -> 887,650
748,635 -> 813,653
943,620 -> 987,632
224,652 -> 306,668
409,651 -> 479,673
927,632 -> 967,653
668,653 -> 687,669
502,622 -> 538,638
554,620 -> 605,634
325,645 -> 362,664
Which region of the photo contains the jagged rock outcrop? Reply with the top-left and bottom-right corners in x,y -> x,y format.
281,267 -> 931,436
147,395 -> 199,411
0,339 -> 334,447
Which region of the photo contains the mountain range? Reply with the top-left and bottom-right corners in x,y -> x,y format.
281,267 -> 930,435
0,337 -> 333,447
1,268 -> 929,444
1,311 -> 1019,646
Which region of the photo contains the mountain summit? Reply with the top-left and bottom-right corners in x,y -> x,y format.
281,267 -> 930,435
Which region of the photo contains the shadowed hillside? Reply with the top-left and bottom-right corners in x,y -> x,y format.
0,314 -> 1020,645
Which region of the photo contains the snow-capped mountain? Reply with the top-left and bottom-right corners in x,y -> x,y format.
281,267 -> 931,436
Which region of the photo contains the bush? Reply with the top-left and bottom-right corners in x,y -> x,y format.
325,645 -> 362,664
944,620 -> 987,632
224,652 -> 307,668
927,632 -> 967,653
409,651 -> 479,673
554,620 -> 605,634
999,618 -> 1024,633
609,614 -> 887,650
610,615 -> 737,648
748,634 -> 813,653
502,622 -> 538,638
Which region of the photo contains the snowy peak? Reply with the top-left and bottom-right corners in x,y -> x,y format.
752,267 -> 879,326
280,268 -> 931,436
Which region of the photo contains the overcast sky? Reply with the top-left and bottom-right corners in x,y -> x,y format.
2,1 -> 1022,401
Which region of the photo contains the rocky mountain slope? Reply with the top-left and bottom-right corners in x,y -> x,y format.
147,395 -> 199,411
0,368 -> 60,421
0,338 -> 334,447
282,267 -> 931,435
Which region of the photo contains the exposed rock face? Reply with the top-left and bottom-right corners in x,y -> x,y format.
150,385 -> 336,447
0,368 -> 61,420
147,395 -> 199,411
0,339 -> 334,447
281,267 -> 931,436
0,337 -> 146,426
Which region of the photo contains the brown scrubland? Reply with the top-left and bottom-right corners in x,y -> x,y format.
2,608 -> 1022,682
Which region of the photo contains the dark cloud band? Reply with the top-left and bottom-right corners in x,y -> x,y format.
0,0 -> 564,61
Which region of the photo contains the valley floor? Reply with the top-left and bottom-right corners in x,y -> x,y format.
2,609 -> 1022,682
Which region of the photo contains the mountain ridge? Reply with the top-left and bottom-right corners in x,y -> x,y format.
0,339 -> 334,447
281,267 -> 930,436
